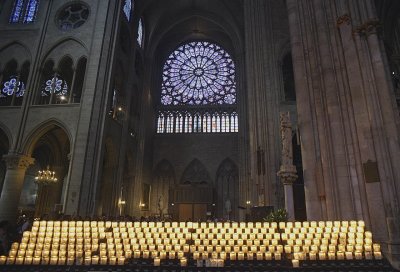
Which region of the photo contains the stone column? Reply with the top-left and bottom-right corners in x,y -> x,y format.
277,112 -> 297,221
0,154 -> 34,222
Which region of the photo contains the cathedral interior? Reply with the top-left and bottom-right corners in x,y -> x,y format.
0,0 -> 400,269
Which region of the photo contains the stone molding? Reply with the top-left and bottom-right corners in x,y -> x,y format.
3,154 -> 34,170
336,14 -> 351,27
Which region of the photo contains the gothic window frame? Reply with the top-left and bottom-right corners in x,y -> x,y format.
137,17 -> 144,48
160,41 -> 236,106
156,41 -> 239,134
123,0 -> 132,22
10,0 -> 39,24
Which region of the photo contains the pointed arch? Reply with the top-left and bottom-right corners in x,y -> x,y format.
0,41 -> 31,69
40,38 -> 88,68
0,122 -> 12,149
22,118 -> 73,156
181,159 -> 211,185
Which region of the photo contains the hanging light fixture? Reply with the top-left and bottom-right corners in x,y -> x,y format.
35,166 -> 58,185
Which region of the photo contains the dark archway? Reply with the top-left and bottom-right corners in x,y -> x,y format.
22,125 -> 70,217
216,158 -> 239,220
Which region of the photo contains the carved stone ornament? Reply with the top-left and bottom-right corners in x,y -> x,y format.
354,19 -> 381,36
279,112 -> 293,167
3,154 -> 35,170
336,14 -> 351,27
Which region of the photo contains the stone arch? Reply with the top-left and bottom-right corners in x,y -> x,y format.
40,38 -> 88,67
0,121 -> 13,149
151,160 -> 175,215
22,118 -> 73,156
0,41 -> 31,70
216,158 -> 239,220
19,120 -> 71,217
181,159 -> 211,185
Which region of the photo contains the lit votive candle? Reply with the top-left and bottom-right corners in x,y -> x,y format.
180,257 -> 187,267
355,251 -> 362,260
318,252 -> 326,260
292,259 -> 300,268
238,252 -> 245,260
374,251 -> 382,260
230,252 -> 236,260
256,252 -> 263,260
154,257 -> 161,266
309,251 -> 317,260
373,244 -> 381,252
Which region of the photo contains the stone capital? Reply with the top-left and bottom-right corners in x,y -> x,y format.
277,165 -> 298,185
3,154 -> 35,170
336,14 -> 351,28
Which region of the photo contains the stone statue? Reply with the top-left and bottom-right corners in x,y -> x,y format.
277,112 -> 297,221
279,112 -> 293,167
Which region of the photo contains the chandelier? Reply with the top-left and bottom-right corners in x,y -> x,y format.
35,166 -> 58,185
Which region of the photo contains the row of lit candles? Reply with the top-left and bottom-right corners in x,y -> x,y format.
8,242 -> 381,260
1,249 -> 383,266
12,237 -> 378,252
32,220 -> 367,228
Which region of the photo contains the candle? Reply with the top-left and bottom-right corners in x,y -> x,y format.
180,257 -> 187,267
345,251 -> 353,260
154,257 -> 161,266
230,252 -> 236,260
328,251 -> 335,260
15,256 -> 24,265
309,251 -> 317,260
318,252 -> 326,260
292,259 -> 300,268
143,250 -> 150,259
355,251 -> 362,260
373,244 -> 381,252
109,256 -> 116,265
238,252 -> 245,260
169,251 -> 176,259
265,252 -> 272,260
374,251 -> 382,260
256,252 -> 263,260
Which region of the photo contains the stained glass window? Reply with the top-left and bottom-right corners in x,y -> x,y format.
156,111 -> 238,134
10,0 -> 24,23
1,77 -> 25,98
161,41 -> 236,106
137,18 -> 143,47
23,0 -> 39,23
123,0 -> 132,21
41,76 -> 68,97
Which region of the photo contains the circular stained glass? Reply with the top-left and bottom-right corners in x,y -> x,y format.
1,77 -> 25,98
161,41 -> 236,105
58,3 -> 89,31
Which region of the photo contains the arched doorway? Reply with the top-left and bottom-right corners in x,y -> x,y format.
22,124 -> 71,218
170,159 -> 213,221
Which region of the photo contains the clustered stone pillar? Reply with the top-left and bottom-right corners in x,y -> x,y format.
277,112 -> 297,221
0,153 -> 34,222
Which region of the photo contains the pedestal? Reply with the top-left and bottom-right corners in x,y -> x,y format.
277,165 -> 297,221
